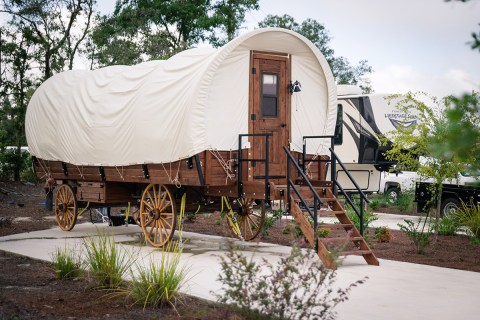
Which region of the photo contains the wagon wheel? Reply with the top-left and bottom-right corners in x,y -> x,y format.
233,198 -> 266,241
54,184 -> 78,231
140,184 -> 177,247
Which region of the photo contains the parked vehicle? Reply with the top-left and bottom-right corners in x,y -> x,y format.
415,181 -> 480,217
380,159 -> 479,202
331,85 -> 411,193
379,169 -> 417,202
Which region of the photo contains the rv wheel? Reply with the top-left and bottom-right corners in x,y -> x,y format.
440,197 -> 460,218
387,187 -> 400,203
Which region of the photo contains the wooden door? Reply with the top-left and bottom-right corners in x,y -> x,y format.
249,52 -> 290,183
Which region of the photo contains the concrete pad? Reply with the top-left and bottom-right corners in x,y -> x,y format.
0,221 -> 478,320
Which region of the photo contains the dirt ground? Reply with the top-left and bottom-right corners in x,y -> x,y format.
1,181 -> 479,319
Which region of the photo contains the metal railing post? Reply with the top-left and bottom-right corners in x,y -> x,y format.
360,196 -> 365,235
287,156 -> 291,212
314,197 -> 318,252
238,135 -> 243,199
302,141 -> 306,174
265,135 -> 270,201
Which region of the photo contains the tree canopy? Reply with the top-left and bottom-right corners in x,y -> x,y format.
258,14 -> 373,93
88,0 -> 260,66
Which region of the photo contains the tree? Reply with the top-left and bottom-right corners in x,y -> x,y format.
89,0 -> 260,66
89,0 -> 215,66
440,0 -> 480,172
209,0 -> 259,47
432,93 -> 479,173
258,14 -> 373,93
1,0 -> 95,80
0,26 -> 36,180
382,92 -> 474,220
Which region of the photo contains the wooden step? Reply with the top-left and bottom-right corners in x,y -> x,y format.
318,223 -> 354,230
289,194 -> 379,269
341,250 -> 375,256
320,236 -> 364,242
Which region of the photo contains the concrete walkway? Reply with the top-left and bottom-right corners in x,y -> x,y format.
0,215 -> 478,320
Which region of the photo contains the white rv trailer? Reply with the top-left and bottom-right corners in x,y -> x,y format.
330,85 -> 413,193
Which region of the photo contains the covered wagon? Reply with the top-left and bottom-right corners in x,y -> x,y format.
26,28 -> 377,268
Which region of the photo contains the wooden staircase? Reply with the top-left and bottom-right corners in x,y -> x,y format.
288,185 -> 379,270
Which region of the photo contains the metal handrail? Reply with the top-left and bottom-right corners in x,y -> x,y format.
237,133 -> 272,200
301,135 -> 369,235
328,147 -> 369,235
284,146 -> 323,251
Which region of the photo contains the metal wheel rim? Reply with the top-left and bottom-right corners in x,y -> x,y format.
443,202 -> 459,217
140,184 -> 177,247
54,184 -> 77,231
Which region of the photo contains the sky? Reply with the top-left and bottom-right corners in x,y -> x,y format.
80,0 -> 480,97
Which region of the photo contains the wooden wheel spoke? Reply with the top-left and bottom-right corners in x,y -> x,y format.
148,223 -> 155,240
161,216 -> 173,230
142,200 -> 154,211
159,201 -> 171,213
159,191 -> 167,211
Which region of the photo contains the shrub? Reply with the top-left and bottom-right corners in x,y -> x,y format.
51,245 -> 83,280
453,203 -> 480,242
374,226 -> 393,242
436,216 -> 460,236
83,231 -> 138,289
368,198 -> 380,210
396,190 -> 416,212
397,218 -> 434,254
368,191 -> 416,214
345,203 -> 378,243
261,208 -> 283,238
215,242 -> 366,320
128,241 -> 189,309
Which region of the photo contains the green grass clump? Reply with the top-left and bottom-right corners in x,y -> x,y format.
83,231 -> 138,289
453,203 -> 480,243
51,246 -> 83,279
128,241 -> 189,309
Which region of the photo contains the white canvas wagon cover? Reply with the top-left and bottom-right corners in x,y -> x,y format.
26,28 -> 337,166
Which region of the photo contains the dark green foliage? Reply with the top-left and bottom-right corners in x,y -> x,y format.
397,218 -> 433,254
89,0 -> 260,66
432,93 -> 479,173
436,216 -> 460,236
261,208 -> 283,238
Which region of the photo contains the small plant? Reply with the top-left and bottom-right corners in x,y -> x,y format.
317,227 -> 330,238
261,208 -> 283,238
51,245 -> 83,279
128,241 -> 189,309
436,216 -> 460,236
453,202 -> 480,243
215,242 -> 366,320
396,190 -> 416,212
345,203 -> 378,243
374,226 -> 393,242
282,222 -> 295,235
83,231 -> 138,289
368,198 -> 380,210
397,217 -> 434,254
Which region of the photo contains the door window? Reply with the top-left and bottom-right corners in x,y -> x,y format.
261,73 -> 278,117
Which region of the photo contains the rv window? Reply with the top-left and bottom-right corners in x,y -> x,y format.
334,104 -> 343,145
261,73 -> 278,117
